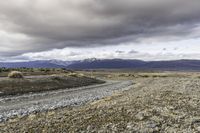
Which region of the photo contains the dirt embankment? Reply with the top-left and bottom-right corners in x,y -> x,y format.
0,75 -> 104,96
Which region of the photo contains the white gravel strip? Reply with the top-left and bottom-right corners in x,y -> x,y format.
0,80 -> 133,122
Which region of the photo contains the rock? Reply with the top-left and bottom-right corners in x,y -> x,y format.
135,111 -> 150,120
86,125 -> 92,131
145,120 -> 159,129
126,122 -> 137,131
191,118 -> 200,125
135,112 -> 145,120
191,118 -> 200,131
0,115 -> 3,123
197,126 -> 200,132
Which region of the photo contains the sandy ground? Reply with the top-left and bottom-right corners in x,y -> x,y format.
1,75 -> 200,132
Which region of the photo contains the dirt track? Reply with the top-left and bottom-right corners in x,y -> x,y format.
0,80 -> 133,122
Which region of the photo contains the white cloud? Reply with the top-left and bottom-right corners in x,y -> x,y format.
0,38 -> 195,61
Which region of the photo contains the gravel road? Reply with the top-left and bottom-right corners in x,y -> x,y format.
0,80 -> 133,122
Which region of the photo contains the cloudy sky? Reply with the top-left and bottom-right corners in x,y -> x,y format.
0,0 -> 200,61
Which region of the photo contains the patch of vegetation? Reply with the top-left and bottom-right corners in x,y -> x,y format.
0,67 -> 73,77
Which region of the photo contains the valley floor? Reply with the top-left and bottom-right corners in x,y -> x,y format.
1,74 -> 200,132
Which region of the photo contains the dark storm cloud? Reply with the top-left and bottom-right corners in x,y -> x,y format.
115,50 -> 125,54
129,50 -> 139,54
0,0 -> 200,56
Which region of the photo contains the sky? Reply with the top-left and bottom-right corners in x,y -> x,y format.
0,0 -> 200,61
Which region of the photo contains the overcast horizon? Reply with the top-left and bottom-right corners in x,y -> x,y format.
0,0 -> 200,62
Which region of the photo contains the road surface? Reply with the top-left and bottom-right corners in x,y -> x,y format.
0,80 -> 133,122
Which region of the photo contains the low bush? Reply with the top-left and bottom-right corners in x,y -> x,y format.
8,71 -> 24,79
67,73 -> 79,77
50,74 -> 64,80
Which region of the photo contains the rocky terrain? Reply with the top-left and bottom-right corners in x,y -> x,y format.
0,73 -> 200,132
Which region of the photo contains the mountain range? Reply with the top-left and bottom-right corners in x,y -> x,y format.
1,58 -> 200,71
0,60 -> 66,68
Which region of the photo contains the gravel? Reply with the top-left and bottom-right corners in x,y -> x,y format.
0,80 -> 133,122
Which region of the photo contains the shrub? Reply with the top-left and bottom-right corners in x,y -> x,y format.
67,73 -> 79,77
107,75 -> 112,78
78,73 -> 85,77
68,73 -> 85,77
8,71 -> 24,79
50,74 -> 63,80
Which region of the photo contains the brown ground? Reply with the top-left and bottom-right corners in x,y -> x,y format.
1,71 -> 200,132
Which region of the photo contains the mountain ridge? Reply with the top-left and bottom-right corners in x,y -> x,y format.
1,59 -> 200,71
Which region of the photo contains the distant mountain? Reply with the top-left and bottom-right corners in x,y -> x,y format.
144,60 -> 200,71
48,60 -> 75,67
67,59 -> 146,69
2,59 -> 200,71
0,60 -> 66,68
67,59 -> 200,71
